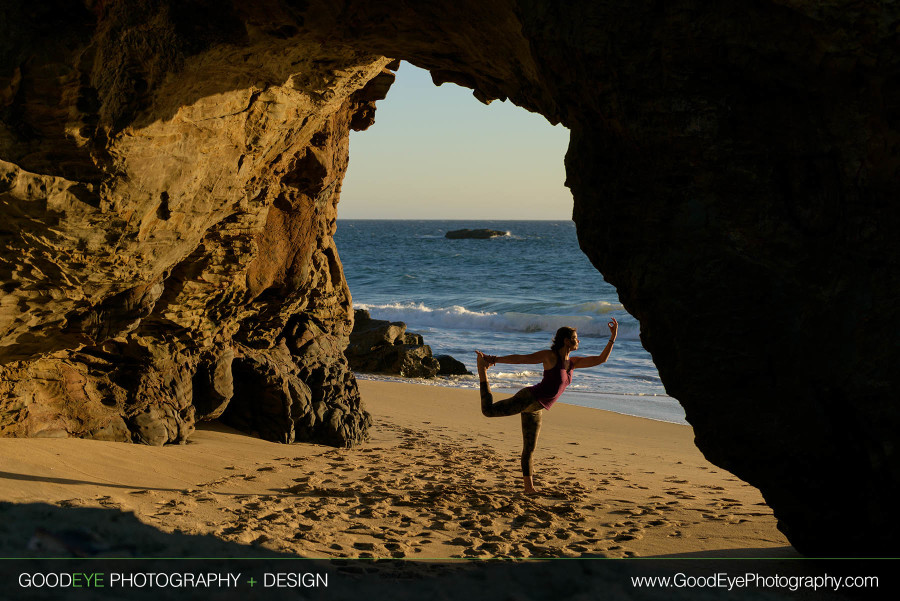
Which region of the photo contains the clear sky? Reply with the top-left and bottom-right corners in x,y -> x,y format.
338,62 -> 573,220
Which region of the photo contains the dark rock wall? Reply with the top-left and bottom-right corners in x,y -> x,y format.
316,0 -> 900,557
558,4 -> 900,555
1,0 -> 898,554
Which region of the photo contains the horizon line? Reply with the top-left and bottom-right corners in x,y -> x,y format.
336,217 -> 575,221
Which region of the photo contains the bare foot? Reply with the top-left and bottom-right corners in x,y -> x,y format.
476,351 -> 489,383
523,486 -> 540,496
476,351 -> 487,369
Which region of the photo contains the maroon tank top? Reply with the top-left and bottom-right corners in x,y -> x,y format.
528,352 -> 574,409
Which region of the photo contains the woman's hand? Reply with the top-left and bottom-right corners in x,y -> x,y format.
608,317 -> 619,340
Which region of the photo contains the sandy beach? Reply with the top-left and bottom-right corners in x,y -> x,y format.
0,379 -> 792,561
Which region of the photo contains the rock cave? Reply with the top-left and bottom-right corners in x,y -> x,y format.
1,0 -> 897,556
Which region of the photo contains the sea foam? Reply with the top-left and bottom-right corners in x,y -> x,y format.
356,301 -> 639,340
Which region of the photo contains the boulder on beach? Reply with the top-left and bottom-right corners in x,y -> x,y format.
394,345 -> 440,378
444,228 -> 508,239
347,309 -> 445,378
436,354 -> 471,375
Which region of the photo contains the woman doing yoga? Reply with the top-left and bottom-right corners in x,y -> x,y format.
476,318 -> 618,495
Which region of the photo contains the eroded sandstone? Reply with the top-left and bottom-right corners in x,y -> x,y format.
1,1 -> 394,446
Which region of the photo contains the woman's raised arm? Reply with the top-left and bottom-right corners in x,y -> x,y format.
572,318 -> 618,369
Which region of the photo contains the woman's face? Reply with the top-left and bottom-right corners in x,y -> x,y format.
568,332 -> 579,350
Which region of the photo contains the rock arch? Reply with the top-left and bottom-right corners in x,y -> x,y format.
1,0 -> 897,555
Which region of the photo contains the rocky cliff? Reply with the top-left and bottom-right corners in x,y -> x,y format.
0,0 -> 398,446
1,0 -> 898,555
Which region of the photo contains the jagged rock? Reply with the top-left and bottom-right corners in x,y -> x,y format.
222,344 -> 368,447
0,353 -> 131,442
0,343 -> 196,445
0,1 -> 389,448
347,320 -> 406,353
393,346 -> 440,379
346,309 -> 440,378
192,348 -> 235,421
1,0 -> 897,555
402,332 -> 424,346
436,355 -> 470,376
445,228 -> 508,239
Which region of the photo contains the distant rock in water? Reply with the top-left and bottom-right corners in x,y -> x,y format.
445,228 -> 508,239
347,309 -> 470,378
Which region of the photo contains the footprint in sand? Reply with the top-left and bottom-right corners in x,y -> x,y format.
198,476 -> 232,488
96,495 -> 124,509
664,477 -> 689,484
700,484 -> 726,491
665,489 -> 697,500
613,531 -> 643,542
57,498 -> 87,508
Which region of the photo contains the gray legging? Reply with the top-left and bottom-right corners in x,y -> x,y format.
480,382 -> 544,477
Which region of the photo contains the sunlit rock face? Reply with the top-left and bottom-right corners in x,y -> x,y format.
1,0 -> 897,554
0,1 -> 392,446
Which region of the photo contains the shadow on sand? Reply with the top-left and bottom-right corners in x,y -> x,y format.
0,502 -> 890,601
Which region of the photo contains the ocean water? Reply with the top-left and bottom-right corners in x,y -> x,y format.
334,220 -> 686,424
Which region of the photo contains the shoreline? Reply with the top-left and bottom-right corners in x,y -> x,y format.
354,372 -> 688,425
0,379 -> 790,560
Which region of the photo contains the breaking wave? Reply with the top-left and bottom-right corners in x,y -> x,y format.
355,301 -> 639,340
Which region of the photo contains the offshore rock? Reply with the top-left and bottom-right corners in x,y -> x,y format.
1,0 -> 898,555
445,228 -> 508,239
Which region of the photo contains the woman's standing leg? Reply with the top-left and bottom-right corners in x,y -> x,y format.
478,352 -> 544,494
521,410 -> 543,494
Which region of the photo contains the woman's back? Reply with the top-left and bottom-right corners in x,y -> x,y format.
529,351 -> 573,407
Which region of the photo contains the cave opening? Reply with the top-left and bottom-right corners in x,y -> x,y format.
2,1 -> 892,556
334,63 -> 683,425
